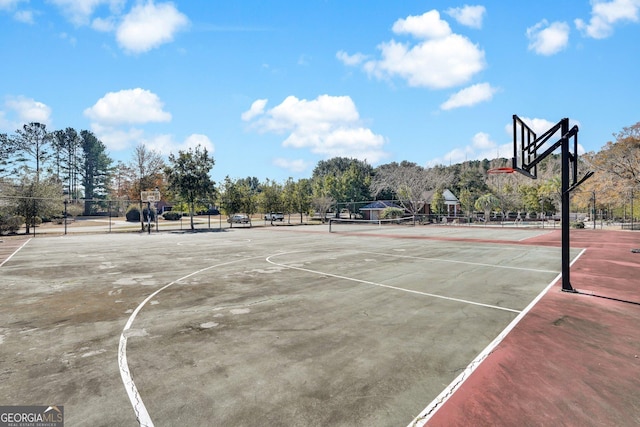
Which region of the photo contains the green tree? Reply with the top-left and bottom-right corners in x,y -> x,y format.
458,188 -> 474,219
11,176 -> 63,234
312,157 -> 373,211
283,178 -> 312,223
475,193 -> 500,222
430,189 -> 445,215
1,133 -> 10,177
221,176 -> 243,227
51,128 -> 83,200
239,183 -> 258,225
165,145 -> 216,230
80,130 -> 113,215
453,161 -> 490,196
312,175 -> 338,221
519,184 -> 540,216
259,179 -> 283,222
341,162 -> 372,217
7,122 -> 52,182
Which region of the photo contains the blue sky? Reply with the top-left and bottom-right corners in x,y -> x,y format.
1,1 -> 639,184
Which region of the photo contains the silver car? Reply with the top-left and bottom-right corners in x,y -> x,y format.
227,214 -> 250,224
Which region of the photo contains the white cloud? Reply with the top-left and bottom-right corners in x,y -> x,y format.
13,9 -> 33,23
84,89 -> 213,155
244,94 -> 389,164
48,0 -> 125,26
59,32 -> 77,46
392,10 -> 451,39
89,123 -> 214,155
89,123 -> 144,151
0,0 -> 26,10
273,158 -> 309,173
575,0 -> 640,39
182,134 -> 215,154
92,16 -> 116,32
440,82 -> 498,110
508,116 -> 557,137
427,131 -> 509,166
344,10 -> 486,89
85,88 -> 187,153
427,116 -> 587,168
336,50 -> 368,66
116,1 -> 189,54
84,88 -> 171,125
144,133 -> 215,157
527,20 -> 570,55
241,99 -> 268,121
445,5 -> 486,29
3,96 -> 52,128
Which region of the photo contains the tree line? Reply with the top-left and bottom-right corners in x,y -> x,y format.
1,120 -> 639,234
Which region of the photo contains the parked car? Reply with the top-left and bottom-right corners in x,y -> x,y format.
227,214 -> 250,224
197,208 -> 220,215
264,212 -> 284,221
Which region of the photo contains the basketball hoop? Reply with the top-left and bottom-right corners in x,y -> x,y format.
487,167 -> 516,174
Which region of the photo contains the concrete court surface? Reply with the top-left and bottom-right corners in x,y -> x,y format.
0,225 -> 575,426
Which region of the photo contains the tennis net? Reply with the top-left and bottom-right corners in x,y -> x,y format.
329,216 -> 416,233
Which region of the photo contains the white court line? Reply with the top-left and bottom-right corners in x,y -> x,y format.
361,251 -> 559,274
118,255 -> 264,427
408,247 -> 588,426
266,252 -> 521,314
0,238 -> 31,268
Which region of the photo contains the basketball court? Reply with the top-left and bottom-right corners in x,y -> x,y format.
0,223 -> 593,426
2,115 -> 638,426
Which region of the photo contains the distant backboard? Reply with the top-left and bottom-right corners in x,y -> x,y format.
141,190 -> 161,203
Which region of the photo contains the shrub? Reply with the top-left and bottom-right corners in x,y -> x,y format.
26,216 -> 43,227
571,221 -> 585,229
126,206 -> 141,222
0,214 -> 24,235
380,207 -> 405,219
126,205 -> 157,222
163,211 -> 182,221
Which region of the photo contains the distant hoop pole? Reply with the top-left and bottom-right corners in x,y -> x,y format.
487,167 -> 516,174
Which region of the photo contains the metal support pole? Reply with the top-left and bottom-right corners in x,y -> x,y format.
64,199 -> 68,235
147,201 -> 151,235
561,119 -> 575,292
592,191 -> 596,230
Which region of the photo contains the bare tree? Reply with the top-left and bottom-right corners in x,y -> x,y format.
370,162 -> 453,216
312,195 -> 335,223
130,144 -> 165,198
591,122 -> 640,186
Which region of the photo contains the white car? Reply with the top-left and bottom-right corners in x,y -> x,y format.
227,214 -> 250,224
264,212 -> 284,221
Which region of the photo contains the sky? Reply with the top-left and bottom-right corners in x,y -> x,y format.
1,0 -> 640,184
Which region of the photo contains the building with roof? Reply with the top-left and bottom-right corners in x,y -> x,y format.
359,201 -> 404,220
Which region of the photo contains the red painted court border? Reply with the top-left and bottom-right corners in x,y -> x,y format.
420,229 -> 640,426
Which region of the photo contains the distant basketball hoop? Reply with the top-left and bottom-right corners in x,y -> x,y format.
487,167 -> 516,174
